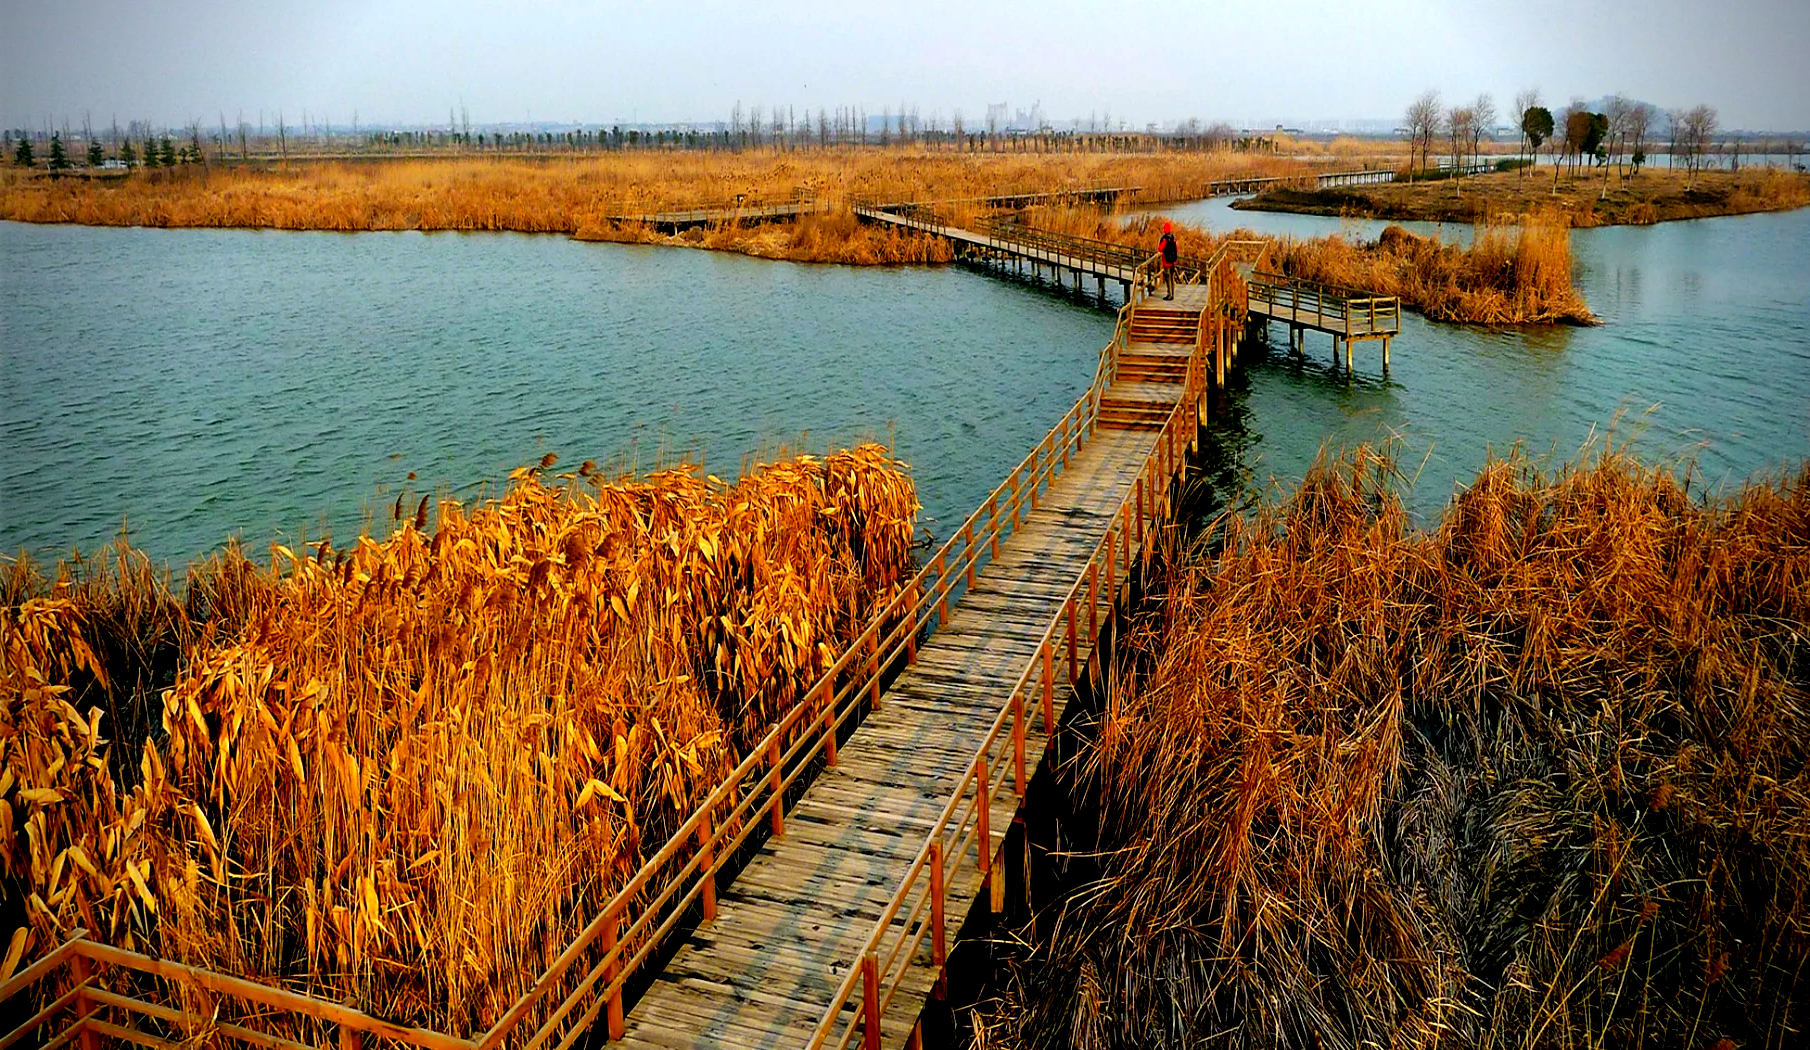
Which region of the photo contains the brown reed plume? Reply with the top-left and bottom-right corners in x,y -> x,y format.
972,442 -> 1809,1049
1004,205 -> 1592,325
2,445 -> 917,1034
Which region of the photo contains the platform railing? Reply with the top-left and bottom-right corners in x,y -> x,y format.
1247,272 -> 1401,336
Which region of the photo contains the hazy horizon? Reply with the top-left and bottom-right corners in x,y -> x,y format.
4,0 -> 1809,134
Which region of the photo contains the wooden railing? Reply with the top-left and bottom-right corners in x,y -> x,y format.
1247,273 -> 1400,337
0,932 -> 476,1050
803,245 -> 1252,1050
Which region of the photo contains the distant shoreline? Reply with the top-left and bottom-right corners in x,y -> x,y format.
1231,167 -> 1810,227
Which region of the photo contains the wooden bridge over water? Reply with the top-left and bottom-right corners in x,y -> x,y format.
7,200 -> 1400,1050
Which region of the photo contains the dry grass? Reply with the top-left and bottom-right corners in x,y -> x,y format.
0,149 -> 1322,265
973,443 -> 1810,1049
2,446 -> 917,1033
1274,216 -> 1595,325
995,206 -> 1592,325
1240,166 -> 1810,228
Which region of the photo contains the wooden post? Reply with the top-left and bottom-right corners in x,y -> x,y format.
988,496 -> 1000,557
1114,514 -> 1129,590
1215,316 -> 1225,388
820,682 -> 838,768
602,905 -> 625,1041
930,840 -> 946,967
698,811 -> 717,923
1041,642 -> 1055,734
861,953 -> 882,1050
1383,336 -> 1391,371
1135,477 -> 1146,545
343,1027 -> 363,1050
868,631 -> 880,710
976,755 -> 991,874
1012,689 -> 1027,798
963,523 -> 975,589
70,954 -> 101,1050
768,738 -> 785,838
934,552 -> 948,625
1065,599 -> 1078,686
1087,562 -> 1099,645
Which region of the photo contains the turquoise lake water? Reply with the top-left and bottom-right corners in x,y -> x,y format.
2,204 -> 1806,566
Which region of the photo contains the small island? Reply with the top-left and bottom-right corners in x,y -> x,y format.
1235,165 -> 1810,226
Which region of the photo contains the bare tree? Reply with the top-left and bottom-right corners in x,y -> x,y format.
1513,87 -> 1541,167
1626,102 -> 1653,174
1679,105 -> 1718,187
1559,99 -> 1588,181
1404,90 -> 1441,179
1444,105 -> 1474,194
1470,93 -> 1496,171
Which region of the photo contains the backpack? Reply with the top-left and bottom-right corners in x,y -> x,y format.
1159,233 -> 1178,263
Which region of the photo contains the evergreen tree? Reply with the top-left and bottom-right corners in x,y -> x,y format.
13,135 -> 33,167
140,139 -> 157,168
159,136 -> 176,167
120,139 -> 137,168
47,133 -> 69,172
87,140 -> 104,167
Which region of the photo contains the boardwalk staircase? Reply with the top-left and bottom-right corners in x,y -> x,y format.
1097,297 -> 1203,431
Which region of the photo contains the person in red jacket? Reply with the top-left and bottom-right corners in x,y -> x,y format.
1158,221 -> 1178,300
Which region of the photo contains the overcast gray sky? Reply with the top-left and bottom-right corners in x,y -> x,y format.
4,0 -> 1808,132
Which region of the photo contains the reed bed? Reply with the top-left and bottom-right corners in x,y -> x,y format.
1006,206 -> 1592,325
0,149 -> 1318,265
973,444 -> 1809,1049
1274,217 -> 1595,324
1243,167 -> 1810,229
2,446 -> 917,1034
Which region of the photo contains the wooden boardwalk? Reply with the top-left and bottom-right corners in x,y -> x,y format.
618,430 -> 1155,1050
616,294 -> 1210,1050
1248,274 -> 1401,373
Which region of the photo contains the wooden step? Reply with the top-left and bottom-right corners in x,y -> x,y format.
1115,359 -> 1188,382
1095,411 -> 1168,432
1096,398 -> 1173,431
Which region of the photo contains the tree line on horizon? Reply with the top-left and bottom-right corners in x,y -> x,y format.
1402,89 -> 1801,194
4,103 -> 1286,170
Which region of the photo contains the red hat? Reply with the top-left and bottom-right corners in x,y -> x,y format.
1162,221 -> 1173,232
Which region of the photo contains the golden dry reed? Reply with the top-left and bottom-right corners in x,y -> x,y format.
1273,216 -> 1595,324
2,446 -> 916,1034
976,444 -> 1808,1050
1011,206 -> 1593,325
0,149 -> 1316,265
